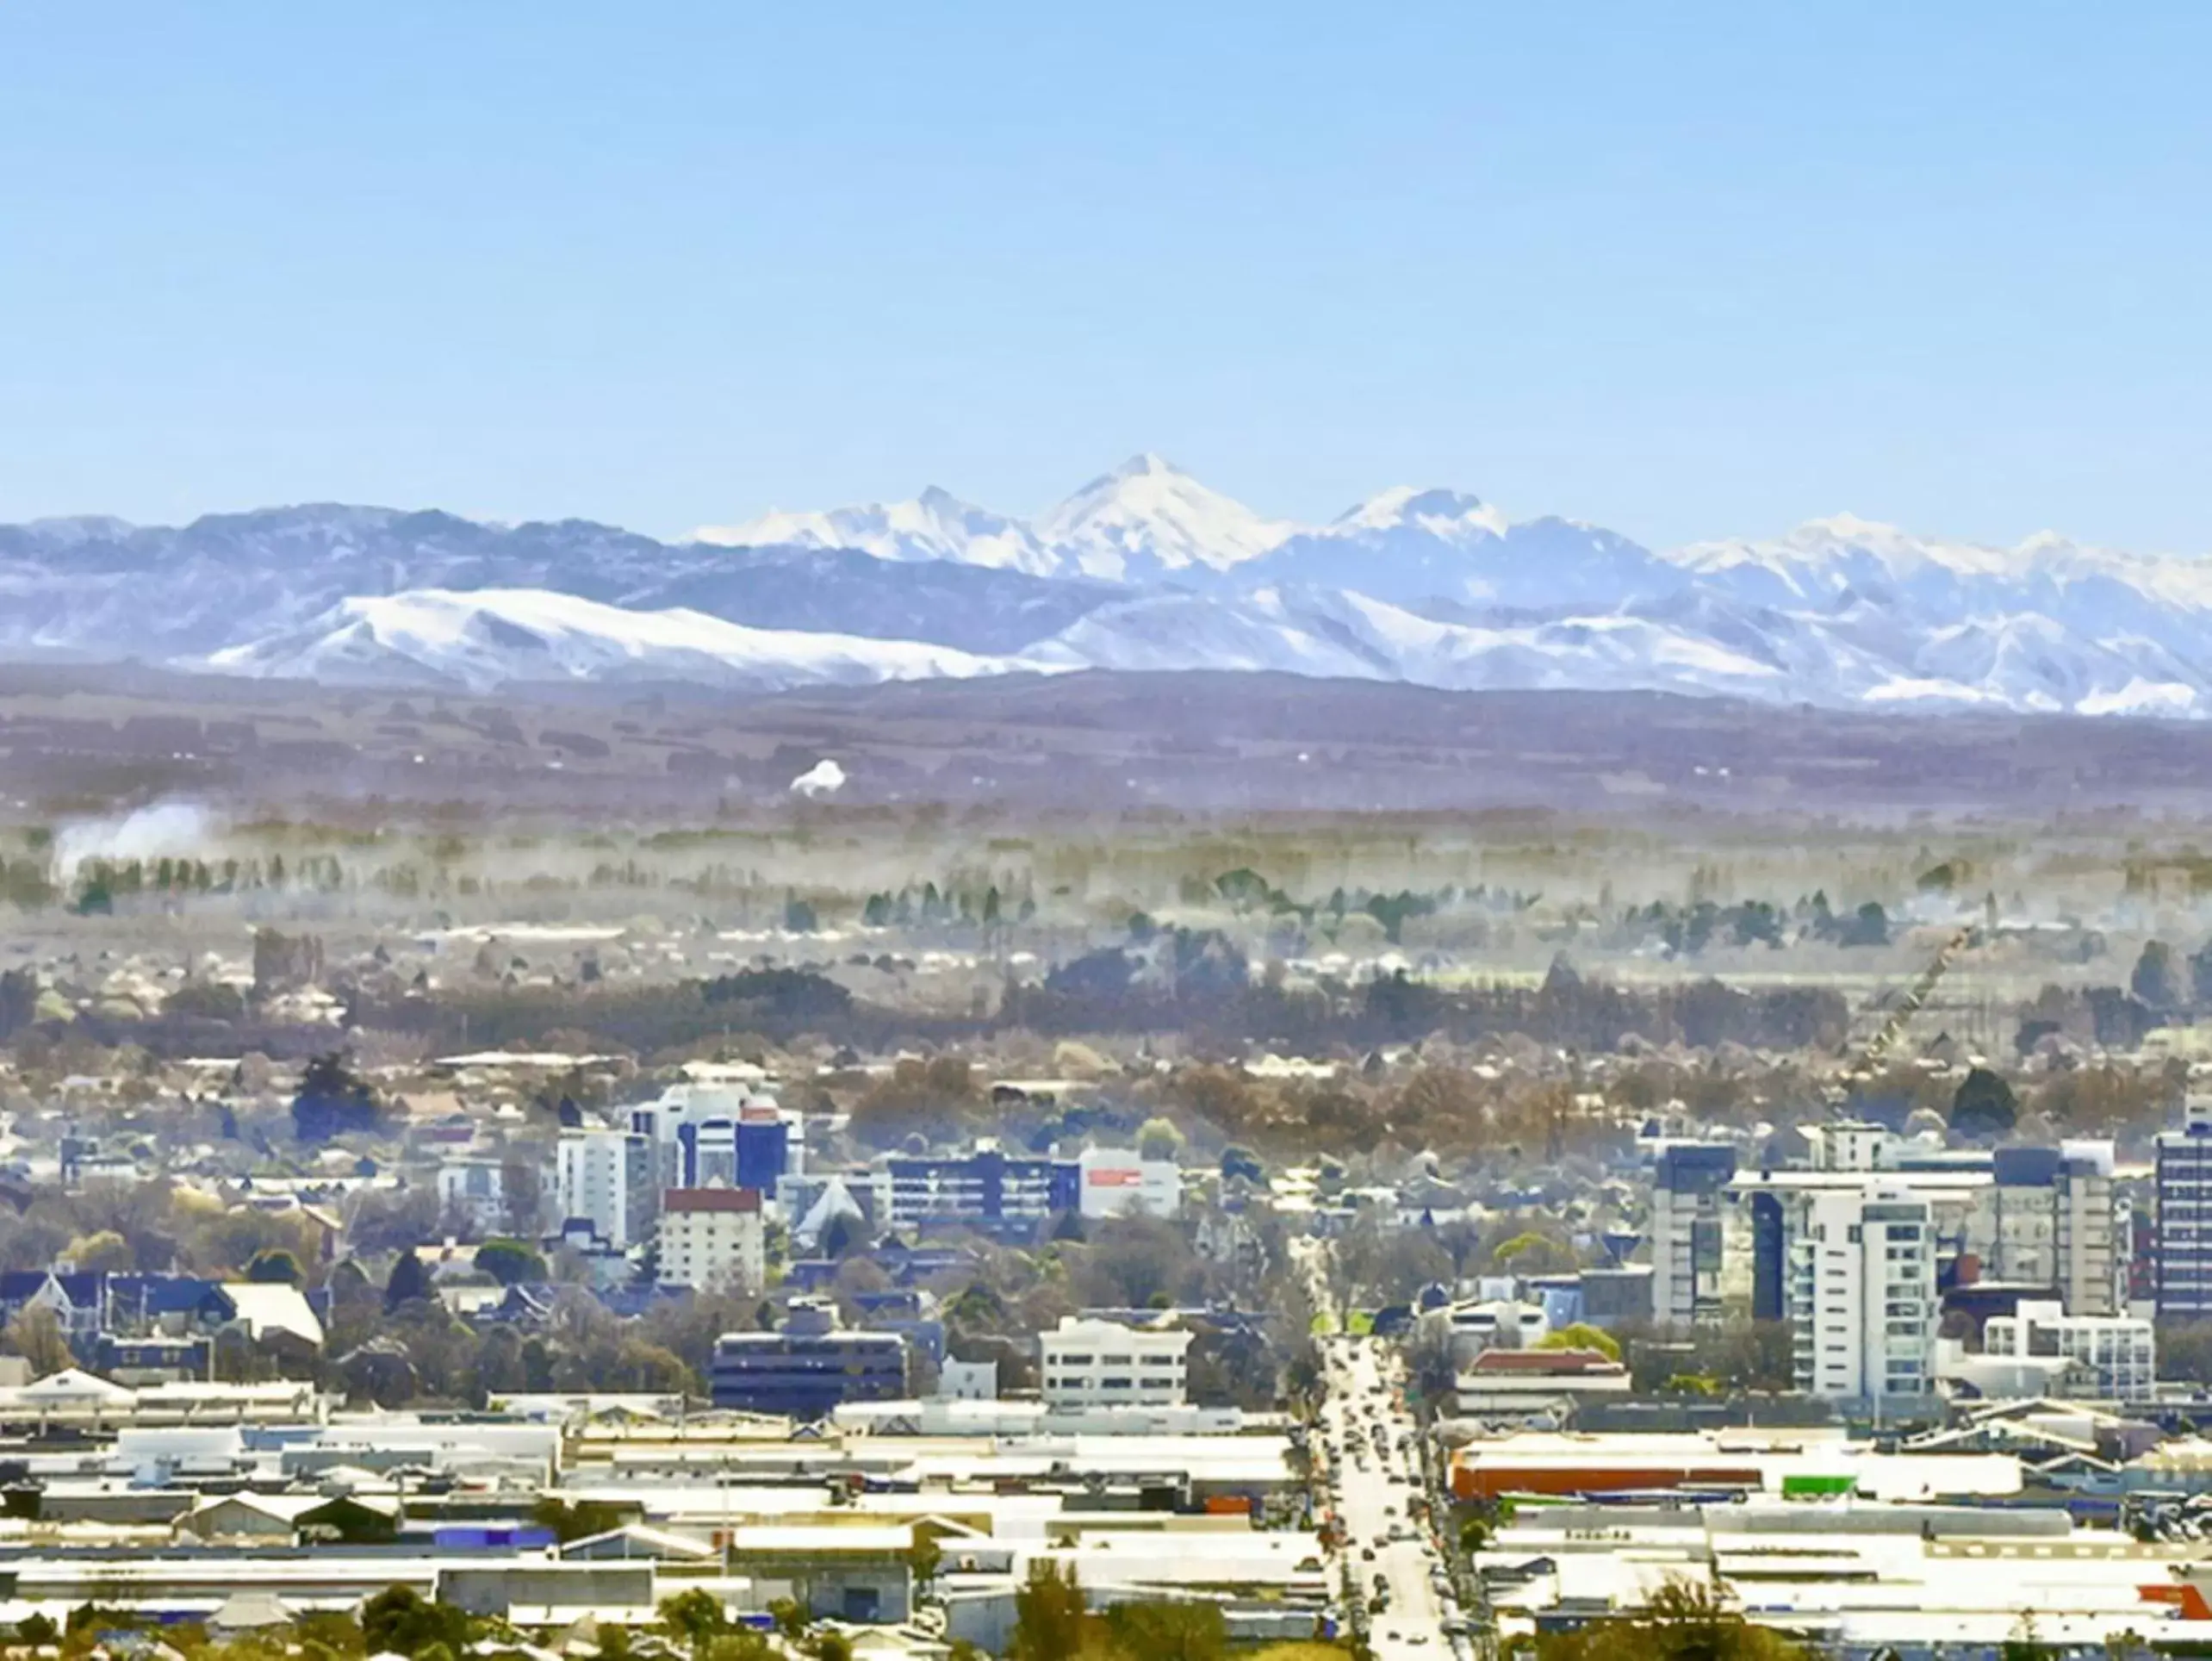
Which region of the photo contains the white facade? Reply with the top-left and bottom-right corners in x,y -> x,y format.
1790,1183 -> 1937,1402
1074,1147 -> 1182,1219
1438,1299 -> 1550,1368
436,1158 -> 507,1232
555,1128 -> 656,1251
1984,1299 -> 2155,1402
1805,1120 -> 1894,1173
935,1359 -> 999,1401
656,1185 -> 767,1292
2055,1143 -> 2122,1317
1037,1317 -> 1191,1410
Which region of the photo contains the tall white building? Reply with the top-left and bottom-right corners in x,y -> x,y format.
1650,1143 -> 1737,1328
555,1128 -> 656,1250
657,1185 -> 767,1292
1037,1316 -> 1191,1410
1789,1183 -> 1936,1403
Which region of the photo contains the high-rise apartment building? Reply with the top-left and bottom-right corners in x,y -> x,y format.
1650,1143 -> 1737,1328
1788,1183 -> 1936,1402
2158,1100 -> 2212,1320
555,1128 -> 657,1250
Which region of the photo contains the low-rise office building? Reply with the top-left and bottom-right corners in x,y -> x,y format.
1981,1299 -> 2156,1402
1037,1316 -> 1190,1410
885,1145 -> 1073,1236
709,1300 -> 908,1418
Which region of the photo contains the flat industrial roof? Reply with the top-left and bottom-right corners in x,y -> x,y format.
728,1525 -> 915,1553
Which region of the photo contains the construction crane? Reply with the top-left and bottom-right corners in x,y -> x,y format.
1830,921 -> 1980,1106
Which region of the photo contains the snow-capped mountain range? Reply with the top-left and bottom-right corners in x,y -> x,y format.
9,455 -> 2212,717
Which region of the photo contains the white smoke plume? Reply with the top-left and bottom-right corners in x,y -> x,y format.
54,801 -> 221,874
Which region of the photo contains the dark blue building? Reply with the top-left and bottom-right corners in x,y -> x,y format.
2158,1104 -> 2212,1319
737,1110 -> 791,1191
885,1148 -> 1080,1237
709,1301 -> 909,1418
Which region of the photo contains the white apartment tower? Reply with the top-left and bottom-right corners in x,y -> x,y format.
555,1127 -> 657,1250
1789,1183 -> 1936,1402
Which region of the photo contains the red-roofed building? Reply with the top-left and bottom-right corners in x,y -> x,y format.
658,1185 -> 766,1292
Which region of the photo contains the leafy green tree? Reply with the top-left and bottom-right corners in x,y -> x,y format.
1220,1144 -> 1264,1184
1010,1561 -> 1088,1661
293,1052 -> 382,1143
1137,1117 -> 1185,1162
659,1589 -> 730,1654
1536,1577 -> 1808,1661
384,1250 -> 432,1311
1952,1066 -> 2019,1138
2,1305 -> 74,1376
2159,1321 -> 2212,1384
2134,940 -> 2184,1010
531,1496 -> 634,1543
1099,1601 -> 1226,1661
1489,1230 -> 1575,1275
362,1585 -> 470,1658
246,1248 -> 303,1285
1537,1322 -> 1623,1362
1833,901 -> 1890,948
475,1238 -> 549,1287
61,1229 -> 134,1275
767,1599 -> 809,1640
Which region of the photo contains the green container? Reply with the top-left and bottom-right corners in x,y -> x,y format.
1781,1474 -> 1856,1496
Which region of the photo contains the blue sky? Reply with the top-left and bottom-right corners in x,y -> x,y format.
3,3 -> 2209,551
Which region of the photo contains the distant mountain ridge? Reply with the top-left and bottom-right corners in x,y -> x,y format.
9,458 -> 2212,717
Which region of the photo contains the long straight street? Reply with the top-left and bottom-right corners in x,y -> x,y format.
1314,1332 -> 1466,1660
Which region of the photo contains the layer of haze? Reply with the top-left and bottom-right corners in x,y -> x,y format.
3,3 -> 2209,554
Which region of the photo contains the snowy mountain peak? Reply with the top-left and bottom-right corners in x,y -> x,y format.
1798,510 -> 1897,541
1677,514 -> 2035,594
1780,513 -> 1960,562
691,488 -> 1055,576
1036,454 -> 1296,581
1329,486 -> 1507,541
1107,451 -> 1179,480
22,513 -> 137,544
